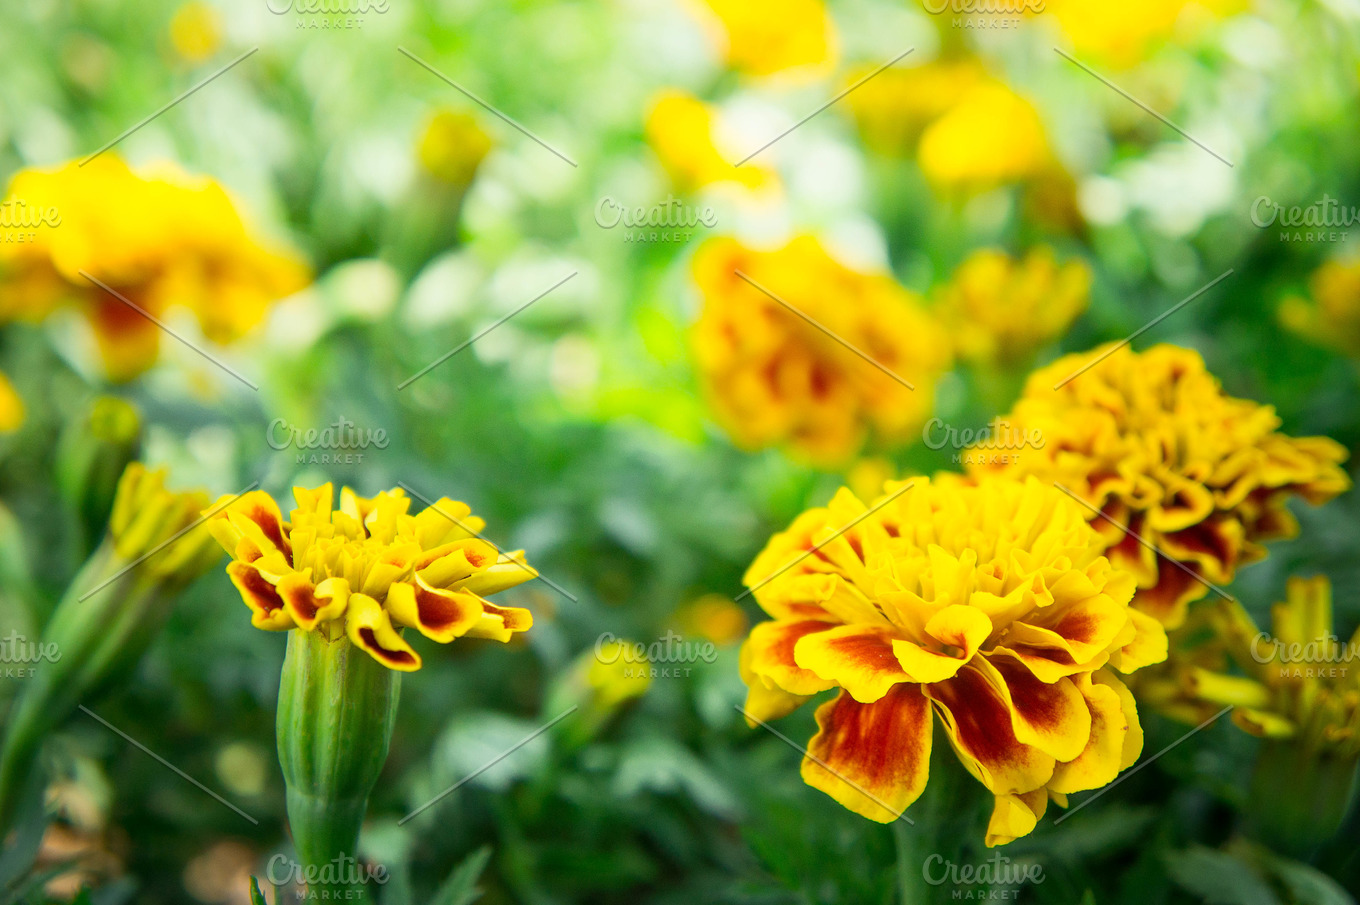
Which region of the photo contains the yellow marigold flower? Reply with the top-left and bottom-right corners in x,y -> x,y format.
0,156 -> 308,382
917,83 -> 1052,191
739,475 -> 1167,845
207,485 -> 535,672
935,247 -> 1091,367
687,0 -> 835,77
0,371 -> 23,433
1048,0 -> 1243,68
1279,258 -> 1360,358
690,235 -> 951,466
645,90 -> 775,193
674,593 -> 749,647
971,344 -> 1351,629
416,110 -> 494,187
843,58 -> 992,154
169,1 -> 222,64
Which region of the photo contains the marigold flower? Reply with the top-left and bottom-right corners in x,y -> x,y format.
739,475 -> 1167,845
674,593 -> 749,647
1141,576 -> 1360,846
935,247 -> 1091,367
207,484 -> 536,671
0,370 -> 23,433
416,109 -> 494,187
917,83 -> 1052,191
169,1 -> 223,64
1047,0 -> 1243,68
645,90 -> 775,193
970,344 -> 1351,628
1279,257 -> 1360,358
686,0 -> 835,77
842,58 -> 992,154
690,235 -> 951,466
0,156 -> 308,381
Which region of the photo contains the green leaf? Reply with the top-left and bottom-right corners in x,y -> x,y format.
1165,846 -> 1280,905
430,846 -> 493,905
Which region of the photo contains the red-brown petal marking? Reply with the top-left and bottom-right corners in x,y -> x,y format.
481,601 -> 532,633
793,624 -> 912,703
358,629 -> 419,668
926,665 -> 1056,795
802,685 -> 932,823
977,655 -> 1090,762
744,618 -> 839,696
226,562 -> 293,630
243,498 -> 292,562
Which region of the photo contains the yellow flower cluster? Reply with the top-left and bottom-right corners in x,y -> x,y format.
971,344 -> 1350,628
1279,258 -> 1360,358
844,60 -> 1056,192
207,485 -> 536,671
0,156 -> 308,382
740,475 -> 1167,846
416,110 -> 494,187
645,90 -> 775,193
935,247 -> 1091,367
690,235 -> 950,466
687,0 -> 835,77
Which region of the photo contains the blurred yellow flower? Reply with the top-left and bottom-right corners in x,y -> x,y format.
169,1 -> 222,64
971,344 -> 1351,629
1048,0 -> 1244,68
687,0 -> 835,77
935,247 -> 1091,367
674,593 -> 749,647
690,235 -> 951,466
207,485 -> 536,671
110,463 -> 220,578
843,58 -> 992,154
416,109 -> 494,187
0,156 -> 308,382
918,83 -> 1053,191
645,90 -> 775,192
739,475 -> 1166,845
588,639 -> 654,708
1279,258 -> 1360,358
0,371 -> 23,433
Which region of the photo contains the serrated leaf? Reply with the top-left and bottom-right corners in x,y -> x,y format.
431,846 -> 493,905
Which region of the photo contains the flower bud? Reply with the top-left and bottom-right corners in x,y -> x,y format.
55,396 -> 141,556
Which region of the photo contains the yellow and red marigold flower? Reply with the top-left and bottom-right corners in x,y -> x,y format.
685,0 -> 835,78
207,485 -> 536,672
1279,257 -> 1360,359
645,90 -> 776,193
0,155 -> 308,382
740,474 -> 1167,846
970,344 -> 1350,629
690,235 -> 951,466
934,247 -> 1091,367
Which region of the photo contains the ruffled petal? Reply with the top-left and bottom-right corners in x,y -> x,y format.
974,655 -> 1091,762
794,624 -> 912,703
385,579 -> 484,642
802,686 -> 933,822
742,618 -> 839,696
276,573 -> 348,631
345,592 -> 421,671
926,665 -> 1056,794
985,788 -> 1048,847
463,600 -> 534,642
226,561 -> 294,630
1048,671 -> 1130,794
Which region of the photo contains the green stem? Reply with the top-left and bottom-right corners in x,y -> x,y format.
894,819 -> 917,905
276,628 -> 399,901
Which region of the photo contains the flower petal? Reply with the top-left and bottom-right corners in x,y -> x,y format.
742,618 -> 839,696
794,624 -> 912,703
926,665 -> 1056,795
386,579 -> 484,643
802,686 -> 932,823
345,592 -> 421,671
974,654 -> 1090,762
276,573 -> 347,631
1048,669 -> 1138,794
463,600 -> 534,643
226,561 -> 294,630
985,788 -> 1048,847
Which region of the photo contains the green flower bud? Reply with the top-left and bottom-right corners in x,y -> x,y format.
55,396 -> 142,557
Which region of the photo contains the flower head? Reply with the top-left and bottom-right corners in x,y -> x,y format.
416,110 -> 494,187
1279,257 -> 1360,358
691,235 -> 951,466
917,83 -> 1053,192
843,59 -> 992,155
687,0 -> 835,77
169,1 -> 223,64
0,156 -> 308,381
970,344 -> 1351,628
740,474 -> 1166,845
935,247 -> 1091,367
109,462 -> 220,580
207,485 -> 535,671
1047,0 -> 1243,68
646,90 -> 775,193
